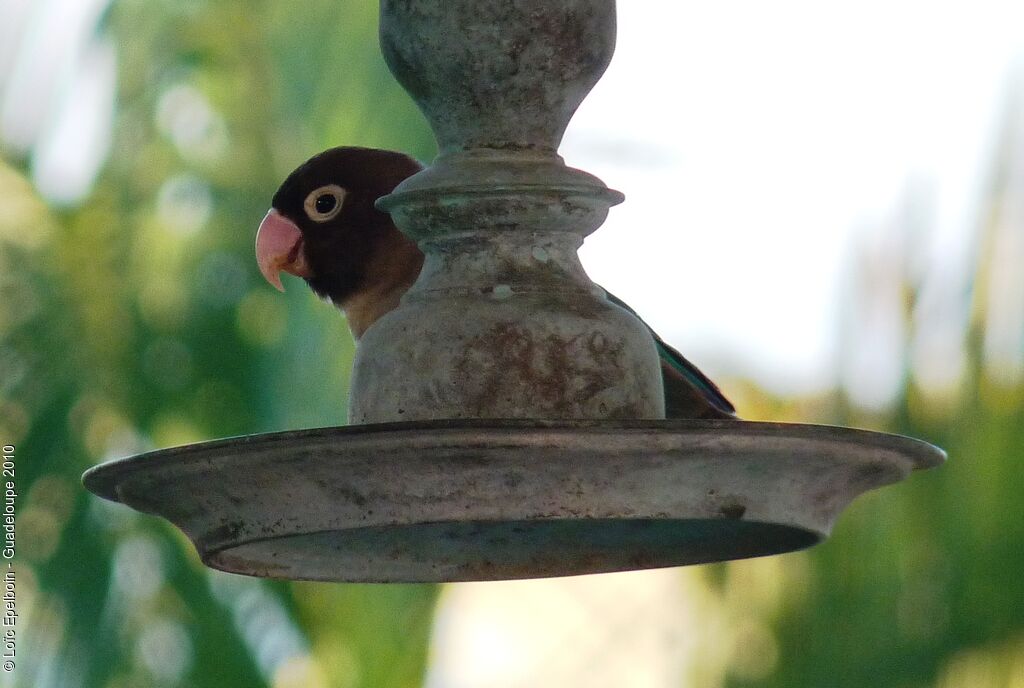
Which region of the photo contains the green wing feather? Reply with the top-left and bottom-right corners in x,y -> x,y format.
602,289 -> 736,417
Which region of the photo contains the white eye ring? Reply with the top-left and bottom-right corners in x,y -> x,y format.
303,184 -> 347,222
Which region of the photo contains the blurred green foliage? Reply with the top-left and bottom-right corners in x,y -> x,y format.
713,345 -> 1024,688
1,0 -> 1022,687
3,1 -> 437,686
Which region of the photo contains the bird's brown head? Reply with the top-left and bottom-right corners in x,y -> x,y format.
256,146 -> 424,336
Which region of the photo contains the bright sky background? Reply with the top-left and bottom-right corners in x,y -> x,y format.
564,0 -> 1024,397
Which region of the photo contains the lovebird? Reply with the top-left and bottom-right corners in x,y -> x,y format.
255,146 -> 737,420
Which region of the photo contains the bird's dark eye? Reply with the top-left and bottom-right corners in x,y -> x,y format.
303,184 -> 346,222
315,194 -> 336,214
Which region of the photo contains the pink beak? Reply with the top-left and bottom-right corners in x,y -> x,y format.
255,209 -> 312,291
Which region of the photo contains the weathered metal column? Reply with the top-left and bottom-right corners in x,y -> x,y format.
350,0 -> 664,423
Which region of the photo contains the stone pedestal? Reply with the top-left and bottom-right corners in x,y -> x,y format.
349,0 -> 664,422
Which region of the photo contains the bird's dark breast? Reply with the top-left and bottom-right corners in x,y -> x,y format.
304,237 -> 370,304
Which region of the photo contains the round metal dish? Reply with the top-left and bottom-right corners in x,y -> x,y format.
82,419 -> 944,582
